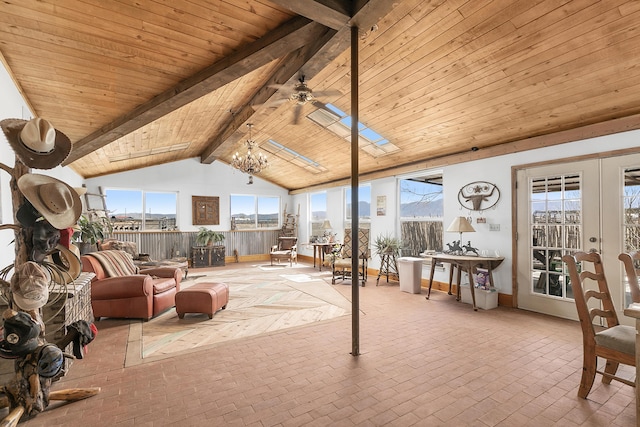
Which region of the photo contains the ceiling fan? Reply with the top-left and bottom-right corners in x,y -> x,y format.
269,75 -> 342,125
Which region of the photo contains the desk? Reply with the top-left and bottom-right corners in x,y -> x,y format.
426,254 -> 504,311
311,242 -> 332,271
623,302 -> 640,426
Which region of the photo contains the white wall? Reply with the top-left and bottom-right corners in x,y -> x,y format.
0,63 -> 83,268
84,158 -> 291,232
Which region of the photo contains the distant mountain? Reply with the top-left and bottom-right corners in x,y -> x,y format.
345,201 -> 371,217
401,199 -> 443,217
111,213 -> 175,220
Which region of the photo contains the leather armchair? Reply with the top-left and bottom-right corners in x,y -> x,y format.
81,254 -> 182,321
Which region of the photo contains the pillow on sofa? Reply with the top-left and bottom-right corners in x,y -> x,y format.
99,239 -> 139,259
86,250 -> 139,277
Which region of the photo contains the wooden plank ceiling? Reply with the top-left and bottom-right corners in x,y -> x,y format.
2,0 -> 640,192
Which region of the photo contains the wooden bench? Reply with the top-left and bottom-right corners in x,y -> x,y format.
175,282 -> 229,319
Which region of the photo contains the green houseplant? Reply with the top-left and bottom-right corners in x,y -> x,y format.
73,214 -> 112,254
373,233 -> 403,258
195,227 -> 225,246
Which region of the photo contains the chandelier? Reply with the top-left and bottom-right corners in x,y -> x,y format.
232,123 -> 268,184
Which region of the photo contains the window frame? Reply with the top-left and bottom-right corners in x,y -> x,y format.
230,194 -> 281,230
344,184 -> 371,223
104,188 -> 178,231
309,191 -> 327,239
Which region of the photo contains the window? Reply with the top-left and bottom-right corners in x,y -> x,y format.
345,184 -> 371,227
399,175 -> 444,256
309,192 -> 327,238
231,195 -> 280,230
105,189 -> 177,231
307,104 -> 399,157
144,192 -> 178,230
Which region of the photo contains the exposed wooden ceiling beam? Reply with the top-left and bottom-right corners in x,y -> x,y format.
203,0 -> 400,177
267,0 -> 351,30
200,24 -> 338,163
63,16 -> 322,165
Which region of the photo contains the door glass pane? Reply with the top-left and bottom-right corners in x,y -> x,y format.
529,174 -> 581,299
623,167 -> 640,306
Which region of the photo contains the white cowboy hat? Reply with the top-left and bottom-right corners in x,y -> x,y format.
0,118 -> 71,169
18,174 -> 82,230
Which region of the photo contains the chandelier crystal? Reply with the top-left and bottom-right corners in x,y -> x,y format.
232,124 -> 268,184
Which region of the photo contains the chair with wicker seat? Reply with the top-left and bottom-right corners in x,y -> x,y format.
270,237 -> 298,266
332,229 -> 370,287
562,251 -> 636,399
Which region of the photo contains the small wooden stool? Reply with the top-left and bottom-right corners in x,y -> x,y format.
175,282 -> 229,319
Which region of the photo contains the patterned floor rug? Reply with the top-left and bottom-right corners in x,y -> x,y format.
127,264 -> 351,365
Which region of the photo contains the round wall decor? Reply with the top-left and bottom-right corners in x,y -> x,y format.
457,181 -> 500,211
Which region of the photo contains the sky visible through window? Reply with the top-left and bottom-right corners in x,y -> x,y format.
106,189 -> 176,216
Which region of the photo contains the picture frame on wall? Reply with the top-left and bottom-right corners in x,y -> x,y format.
377,195 -> 386,216
192,196 -> 219,225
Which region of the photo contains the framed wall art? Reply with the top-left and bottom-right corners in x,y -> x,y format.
192,196 -> 219,225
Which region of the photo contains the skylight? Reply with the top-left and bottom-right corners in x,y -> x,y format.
261,139 -> 327,174
307,104 -> 398,157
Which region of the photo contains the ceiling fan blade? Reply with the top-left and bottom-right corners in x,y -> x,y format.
292,104 -> 303,125
313,89 -> 343,99
267,83 -> 289,90
252,98 -> 289,110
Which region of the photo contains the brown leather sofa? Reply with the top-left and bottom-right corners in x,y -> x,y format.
81,251 -> 182,321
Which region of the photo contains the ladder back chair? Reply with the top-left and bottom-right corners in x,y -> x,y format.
562,251 -> 636,399
332,229 -> 370,287
618,251 -> 640,304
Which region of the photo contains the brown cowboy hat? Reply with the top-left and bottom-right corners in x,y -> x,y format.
48,244 -> 82,285
0,118 -> 71,169
18,174 -> 81,230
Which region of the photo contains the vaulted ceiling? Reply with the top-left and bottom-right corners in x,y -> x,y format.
2,0 -> 640,192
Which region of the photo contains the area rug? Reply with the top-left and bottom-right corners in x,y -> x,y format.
127,264 -> 351,366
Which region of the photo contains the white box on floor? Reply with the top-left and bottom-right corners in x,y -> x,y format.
397,257 -> 423,294
460,285 -> 498,310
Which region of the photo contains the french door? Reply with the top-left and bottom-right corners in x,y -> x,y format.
516,154 -> 640,324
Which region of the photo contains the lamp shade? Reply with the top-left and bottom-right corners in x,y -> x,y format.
446,216 -> 475,233
322,220 -> 333,230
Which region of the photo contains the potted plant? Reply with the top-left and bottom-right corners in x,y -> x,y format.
73,214 -> 112,254
373,233 -> 403,281
195,227 -> 225,247
373,233 -> 403,258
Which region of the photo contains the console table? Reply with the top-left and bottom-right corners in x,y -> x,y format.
426,254 -> 504,311
311,242 -> 333,271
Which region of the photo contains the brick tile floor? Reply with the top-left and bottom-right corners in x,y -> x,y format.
11,262 -> 638,426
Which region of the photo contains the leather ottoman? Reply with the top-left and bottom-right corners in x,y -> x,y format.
175,282 -> 229,319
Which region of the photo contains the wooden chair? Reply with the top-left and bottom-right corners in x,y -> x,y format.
332,229 -> 370,287
618,251 -> 640,304
270,237 -> 297,266
562,251 -> 635,399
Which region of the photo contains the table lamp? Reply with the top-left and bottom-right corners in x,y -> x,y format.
322,220 -> 333,241
447,216 -> 475,252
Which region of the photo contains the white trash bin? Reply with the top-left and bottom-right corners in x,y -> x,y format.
397,257 -> 423,294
